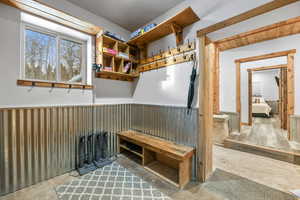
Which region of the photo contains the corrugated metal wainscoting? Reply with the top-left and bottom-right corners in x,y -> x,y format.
0,104 -> 197,196
220,111 -> 240,133
131,104 -> 198,180
290,115 -> 300,143
0,104 -> 131,196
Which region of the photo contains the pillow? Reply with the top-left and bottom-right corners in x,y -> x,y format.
259,97 -> 265,103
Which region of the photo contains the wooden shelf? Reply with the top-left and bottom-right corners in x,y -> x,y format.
17,80 -> 93,89
118,130 -> 195,188
120,144 -> 143,158
128,7 -> 200,46
144,161 -> 179,187
103,51 -> 138,64
96,35 -> 140,81
95,71 -> 139,82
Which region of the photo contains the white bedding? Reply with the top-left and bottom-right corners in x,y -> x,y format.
252,103 -> 272,116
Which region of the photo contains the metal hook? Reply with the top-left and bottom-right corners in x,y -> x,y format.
188,39 -> 191,48
49,83 -> 55,93
183,51 -> 186,60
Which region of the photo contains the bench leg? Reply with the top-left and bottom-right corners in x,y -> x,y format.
179,157 -> 192,189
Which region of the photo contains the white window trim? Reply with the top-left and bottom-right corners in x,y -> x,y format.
20,18 -> 90,85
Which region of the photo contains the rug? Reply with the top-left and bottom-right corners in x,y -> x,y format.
55,162 -> 171,200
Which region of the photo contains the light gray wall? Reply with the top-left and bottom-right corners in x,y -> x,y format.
220,34 -> 300,123
0,0 -> 133,107
131,0 -> 300,107
1,0 -> 300,108
252,70 -> 280,101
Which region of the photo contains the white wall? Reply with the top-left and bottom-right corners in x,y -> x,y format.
0,1 -> 132,107
1,0 -> 300,107
252,70 -> 280,100
131,0 -> 300,107
133,62 -> 198,107
220,34 -> 300,123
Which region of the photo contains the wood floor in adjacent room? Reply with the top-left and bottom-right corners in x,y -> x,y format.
228,116 -> 300,153
1,146 -> 300,200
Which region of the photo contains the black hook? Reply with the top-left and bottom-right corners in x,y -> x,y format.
183,51 -> 186,60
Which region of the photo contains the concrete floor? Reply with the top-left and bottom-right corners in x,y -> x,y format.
1,146 -> 300,200
229,116 -> 300,153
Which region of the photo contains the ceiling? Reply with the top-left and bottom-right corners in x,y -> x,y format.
66,0 -> 184,32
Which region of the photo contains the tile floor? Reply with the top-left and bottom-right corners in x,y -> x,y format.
1,146 -> 300,200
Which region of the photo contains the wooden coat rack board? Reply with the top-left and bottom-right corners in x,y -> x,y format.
138,52 -> 195,73
140,41 -> 196,65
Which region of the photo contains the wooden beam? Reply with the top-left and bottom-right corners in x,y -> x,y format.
236,62 -> 241,132
235,49 -> 296,63
248,71 -> 252,126
0,0 -> 102,35
287,52 -> 295,138
198,36 -> 213,182
215,16 -> 300,51
197,0 -> 299,37
213,44 -> 220,114
247,64 -> 287,72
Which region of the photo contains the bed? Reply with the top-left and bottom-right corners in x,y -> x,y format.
252,97 -> 272,117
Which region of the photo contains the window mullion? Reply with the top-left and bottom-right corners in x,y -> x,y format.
56,35 -> 60,82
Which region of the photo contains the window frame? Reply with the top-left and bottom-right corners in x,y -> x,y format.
20,22 -> 87,85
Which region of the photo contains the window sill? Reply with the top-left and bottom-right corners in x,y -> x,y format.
17,80 -> 93,89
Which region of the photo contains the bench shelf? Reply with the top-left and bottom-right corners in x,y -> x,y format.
118,130 -> 195,188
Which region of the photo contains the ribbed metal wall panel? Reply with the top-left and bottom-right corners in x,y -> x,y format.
0,104 -> 197,196
0,105 -> 128,196
220,111 -> 240,133
291,115 -> 300,143
131,104 -> 198,179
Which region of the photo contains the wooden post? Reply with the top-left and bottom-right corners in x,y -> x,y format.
235,61 -> 241,131
198,36 -> 214,182
213,46 -> 220,114
248,70 -> 252,126
287,53 -> 295,139
95,31 -> 103,65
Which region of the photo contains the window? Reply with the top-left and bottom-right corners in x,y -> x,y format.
22,24 -> 87,84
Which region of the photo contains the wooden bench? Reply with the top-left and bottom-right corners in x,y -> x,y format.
118,130 -> 195,188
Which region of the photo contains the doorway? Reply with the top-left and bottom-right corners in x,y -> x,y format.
248,65 -> 288,130
226,50 -> 299,154
236,66 -> 291,150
